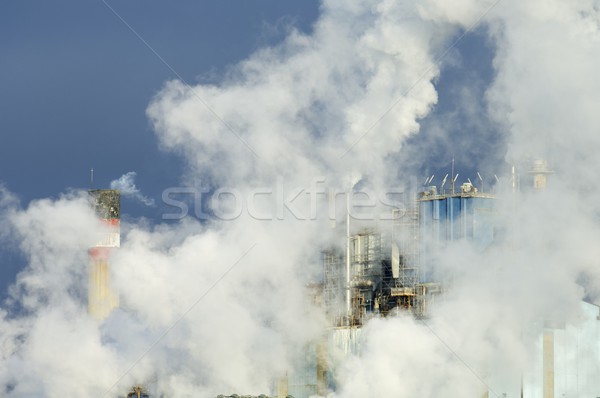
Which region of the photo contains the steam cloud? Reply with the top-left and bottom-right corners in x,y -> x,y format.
1,0 -> 600,397
110,172 -> 155,207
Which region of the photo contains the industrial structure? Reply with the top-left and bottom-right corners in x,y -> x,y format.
88,189 -> 120,320
284,160 -> 600,398
523,301 -> 600,397
89,191 -> 157,398
271,172 -> 501,398
299,161 -> 600,398
418,181 -> 495,284
89,190 -> 158,398
105,159 -> 600,398
212,160 -> 600,398
322,180 -> 495,329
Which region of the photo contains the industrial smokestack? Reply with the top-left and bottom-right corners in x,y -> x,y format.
88,189 -> 120,320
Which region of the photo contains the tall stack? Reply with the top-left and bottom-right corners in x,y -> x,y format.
88,189 -> 120,320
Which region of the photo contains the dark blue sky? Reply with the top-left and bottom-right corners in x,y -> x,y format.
0,1 -> 320,205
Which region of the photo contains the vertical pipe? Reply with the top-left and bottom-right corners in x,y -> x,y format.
543,330 -> 554,398
346,190 -> 351,320
449,197 -> 454,241
276,374 -> 288,398
316,338 -> 327,396
451,157 -> 455,195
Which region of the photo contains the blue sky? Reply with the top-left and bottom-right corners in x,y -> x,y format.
0,1 -> 319,202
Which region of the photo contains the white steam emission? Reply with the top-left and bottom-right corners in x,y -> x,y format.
2,1 -> 600,397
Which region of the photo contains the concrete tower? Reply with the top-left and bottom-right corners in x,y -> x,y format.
88,189 -> 120,320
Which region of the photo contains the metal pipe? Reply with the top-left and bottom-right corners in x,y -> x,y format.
512,165 -> 516,193
346,190 -> 351,319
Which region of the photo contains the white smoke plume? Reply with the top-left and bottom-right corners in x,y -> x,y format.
1,0 -> 600,397
110,172 -> 155,207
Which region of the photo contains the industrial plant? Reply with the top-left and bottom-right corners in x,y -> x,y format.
91,162 -> 600,398
269,176 -> 498,398
269,161 -> 600,398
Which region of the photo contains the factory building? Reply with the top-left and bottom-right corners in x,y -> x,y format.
88,189 -> 120,320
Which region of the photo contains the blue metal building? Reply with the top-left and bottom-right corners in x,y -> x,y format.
418,183 -> 495,280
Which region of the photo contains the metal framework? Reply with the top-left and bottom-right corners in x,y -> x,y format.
349,232 -> 382,325
322,202 -> 439,323
392,205 -> 422,315
323,250 -> 345,326
323,232 -> 384,327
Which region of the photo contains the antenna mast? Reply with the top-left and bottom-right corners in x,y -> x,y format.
441,174 -> 449,194
511,165 -> 516,193
451,157 -> 455,194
